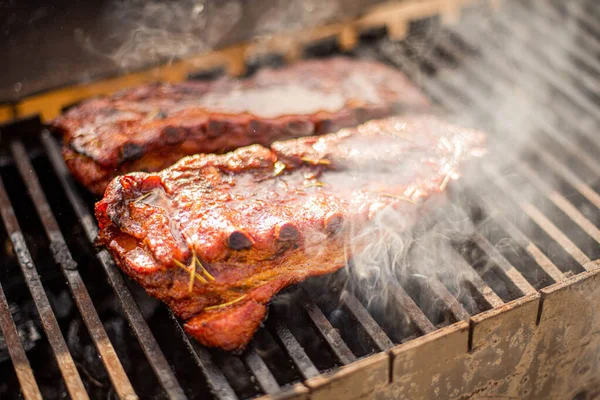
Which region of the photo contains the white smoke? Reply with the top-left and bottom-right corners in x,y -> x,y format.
75,0 -> 242,70
77,0 -> 358,71
316,1 -> 597,338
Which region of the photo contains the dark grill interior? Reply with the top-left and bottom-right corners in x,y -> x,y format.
1,0 -> 600,399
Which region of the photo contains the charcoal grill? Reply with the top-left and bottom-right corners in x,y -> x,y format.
1,0 -> 600,399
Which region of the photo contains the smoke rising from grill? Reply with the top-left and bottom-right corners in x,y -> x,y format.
81,0 -> 352,71
97,0 -> 241,69
305,1 -> 600,340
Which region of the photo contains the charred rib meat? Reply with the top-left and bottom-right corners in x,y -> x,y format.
53,57 -> 429,194
95,115 -> 486,351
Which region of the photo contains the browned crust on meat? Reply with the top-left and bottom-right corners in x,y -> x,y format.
95,116 -> 486,351
53,57 -> 430,194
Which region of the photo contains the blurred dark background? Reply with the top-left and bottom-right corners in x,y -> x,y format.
1,0 -> 386,102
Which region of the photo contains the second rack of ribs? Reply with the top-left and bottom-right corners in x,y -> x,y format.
53,57 -> 429,194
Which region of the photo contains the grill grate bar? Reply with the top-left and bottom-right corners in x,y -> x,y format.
515,159 -> 600,244
471,232 -> 537,296
242,345 -> 281,395
448,248 -> 504,309
455,82 -> 593,271
482,165 -> 592,269
3,5 -> 595,399
169,312 -> 238,400
40,132 -> 188,400
0,282 -> 42,400
433,30 -> 588,155
471,194 -> 566,283
582,1 -> 600,20
299,289 -> 357,365
413,273 -> 471,321
10,141 -> 138,399
534,119 -> 600,178
341,292 -> 394,350
0,176 -> 89,400
269,319 -> 320,380
389,283 -> 436,334
530,147 -> 600,211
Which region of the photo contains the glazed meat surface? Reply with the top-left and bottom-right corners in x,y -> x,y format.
95,115 -> 486,351
53,57 -> 430,194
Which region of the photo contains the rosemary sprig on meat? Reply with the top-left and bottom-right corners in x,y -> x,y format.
439,169 -> 454,190
300,157 -> 331,165
304,181 -> 326,188
133,192 -> 153,203
273,161 -> 286,176
204,295 -> 247,311
172,251 -> 215,292
378,193 -> 417,204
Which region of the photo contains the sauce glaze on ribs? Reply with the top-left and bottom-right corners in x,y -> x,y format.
95,115 -> 486,351
53,57 -> 429,194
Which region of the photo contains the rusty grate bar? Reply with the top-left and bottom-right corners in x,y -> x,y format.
482,165 -> 592,269
10,140 -> 138,399
168,312 -> 238,399
448,248 -> 504,309
514,159 -> 600,245
0,282 -> 42,400
40,132 -> 188,400
376,42 -> 510,310
471,232 -> 537,296
298,289 -> 357,365
0,176 -> 89,399
440,16 -> 600,237
530,147 -> 600,211
0,4 -> 590,398
242,345 -> 281,395
388,284 -> 436,334
437,78 -> 594,271
269,319 -> 320,380
471,194 -> 566,283
341,293 -> 394,351
412,272 -> 471,322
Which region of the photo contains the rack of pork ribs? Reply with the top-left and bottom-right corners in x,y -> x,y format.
52,57 -> 430,194
95,115 -> 486,351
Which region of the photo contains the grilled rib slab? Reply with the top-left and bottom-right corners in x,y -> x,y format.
95,115 -> 486,351
53,57 -> 429,194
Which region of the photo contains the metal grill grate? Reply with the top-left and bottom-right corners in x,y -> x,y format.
1,0 -> 600,398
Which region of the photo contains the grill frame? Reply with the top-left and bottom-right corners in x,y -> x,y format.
0,0 -> 600,399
